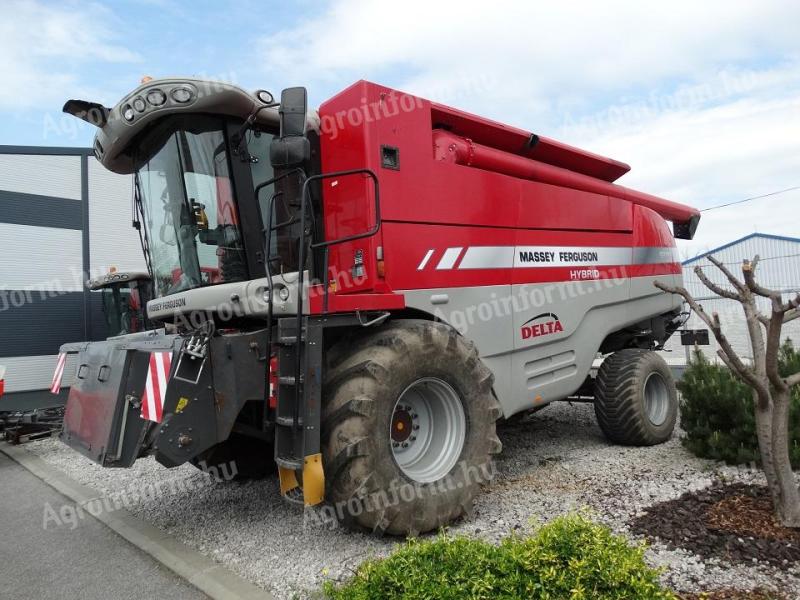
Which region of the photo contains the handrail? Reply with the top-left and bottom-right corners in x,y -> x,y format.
300,168 -> 381,314
292,168 -> 381,418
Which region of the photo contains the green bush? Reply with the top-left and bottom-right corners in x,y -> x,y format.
323,514 -> 674,600
678,340 -> 800,467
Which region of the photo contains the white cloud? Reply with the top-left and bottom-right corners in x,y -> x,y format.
260,1 -> 800,119
0,0 -> 140,111
259,0 -> 800,255
564,65 -> 800,257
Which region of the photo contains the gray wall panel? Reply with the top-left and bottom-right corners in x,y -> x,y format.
88,158 -> 146,275
0,223 -> 83,291
0,354 -> 79,393
0,190 -> 82,230
0,154 -> 82,200
0,291 -> 85,357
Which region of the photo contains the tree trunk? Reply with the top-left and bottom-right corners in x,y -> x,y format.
654,258 -> 800,527
753,391 -> 781,507
771,388 -> 800,526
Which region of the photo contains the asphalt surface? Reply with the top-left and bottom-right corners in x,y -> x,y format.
0,452 -> 208,600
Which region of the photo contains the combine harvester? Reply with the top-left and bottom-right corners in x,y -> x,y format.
55,79 -> 698,534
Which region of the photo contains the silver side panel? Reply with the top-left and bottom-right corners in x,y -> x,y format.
402,273 -> 681,418
146,272 -> 306,321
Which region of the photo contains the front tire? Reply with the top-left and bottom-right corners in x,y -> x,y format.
322,320 -> 502,536
594,349 -> 677,446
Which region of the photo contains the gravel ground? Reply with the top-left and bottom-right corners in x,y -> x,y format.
24,402 -> 800,599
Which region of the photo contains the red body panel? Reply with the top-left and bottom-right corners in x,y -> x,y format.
317,81 -> 693,305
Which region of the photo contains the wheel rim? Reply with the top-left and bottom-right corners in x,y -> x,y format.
643,372 -> 670,426
390,377 -> 466,484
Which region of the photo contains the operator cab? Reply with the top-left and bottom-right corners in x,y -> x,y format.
65,79 -> 321,325
87,270 -> 153,336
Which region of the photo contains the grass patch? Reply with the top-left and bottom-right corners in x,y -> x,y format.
323,514 -> 674,599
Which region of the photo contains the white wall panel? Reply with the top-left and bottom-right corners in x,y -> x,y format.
0,354 -> 79,392
88,158 -> 146,275
664,235 -> 800,362
0,154 -> 82,200
0,223 -> 83,291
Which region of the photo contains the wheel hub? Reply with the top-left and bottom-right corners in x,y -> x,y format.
643,372 -> 670,426
391,407 -> 415,444
390,377 -> 466,484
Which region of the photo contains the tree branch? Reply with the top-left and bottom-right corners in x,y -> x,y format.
785,309 -> 799,325
694,265 -> 742,301
654,280 -> 768,396
740,257 -> 796,392
708,255 -> 747,295
743,256 -> 781,301
788,372 -> 800,388
783,293 -> 800,315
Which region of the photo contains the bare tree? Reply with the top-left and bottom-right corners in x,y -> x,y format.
655,255 -> 800,527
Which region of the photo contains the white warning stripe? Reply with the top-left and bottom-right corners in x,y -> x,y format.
436,247 -> 463,270
417,249 -> 434,270
144,365 -> 157,422
50,353 -> 67,394
417,246 -> 681,270
141,352 -> 172,423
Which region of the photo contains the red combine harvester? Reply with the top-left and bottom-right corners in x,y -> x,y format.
57,79 -> 698,535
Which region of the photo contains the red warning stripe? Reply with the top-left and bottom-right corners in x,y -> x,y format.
141,352 -> 172,423
50,353 -> 67,394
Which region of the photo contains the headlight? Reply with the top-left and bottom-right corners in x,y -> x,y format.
256,90 -> 274,104
122,105 -> 135,122
171,87 -> 193,103
132,97 -> 146,112
277,286 -> 291,301
146,89 -> 166,106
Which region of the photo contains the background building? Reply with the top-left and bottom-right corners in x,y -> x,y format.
664,233 -> 800,362
0,145 -> 145,409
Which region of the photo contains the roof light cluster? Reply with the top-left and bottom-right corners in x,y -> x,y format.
122,84 -> 197,123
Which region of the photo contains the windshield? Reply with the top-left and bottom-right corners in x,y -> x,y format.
99,281 -> 151,336
136,118 -> 247,297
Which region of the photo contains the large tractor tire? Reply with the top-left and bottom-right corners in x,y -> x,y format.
594,349 -> 678,446
322,320 -> 502,536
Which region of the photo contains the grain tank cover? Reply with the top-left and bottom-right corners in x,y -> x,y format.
430,103 -> 631,182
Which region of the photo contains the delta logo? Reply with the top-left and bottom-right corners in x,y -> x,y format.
520,312 -> 564,340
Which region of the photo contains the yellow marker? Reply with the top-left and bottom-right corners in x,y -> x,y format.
278,467 -> 299,496
534,394 -> 543,404
175,397 -> 189,413
303,453 -> 325,506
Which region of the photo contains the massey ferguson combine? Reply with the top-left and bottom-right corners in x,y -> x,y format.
56,78 -> 699,535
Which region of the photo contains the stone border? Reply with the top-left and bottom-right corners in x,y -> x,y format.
1,443 -> 274,600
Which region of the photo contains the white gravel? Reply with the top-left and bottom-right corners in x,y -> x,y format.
25,402 -> 799,598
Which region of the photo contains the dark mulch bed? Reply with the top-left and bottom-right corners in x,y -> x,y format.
631,482 -> 800,570
678,589 -> 785,599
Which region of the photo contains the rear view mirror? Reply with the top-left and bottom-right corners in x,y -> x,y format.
270,87 -> 310,168
278,87 -> 307,137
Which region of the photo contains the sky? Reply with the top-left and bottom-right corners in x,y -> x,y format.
2,0 -> 799,257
